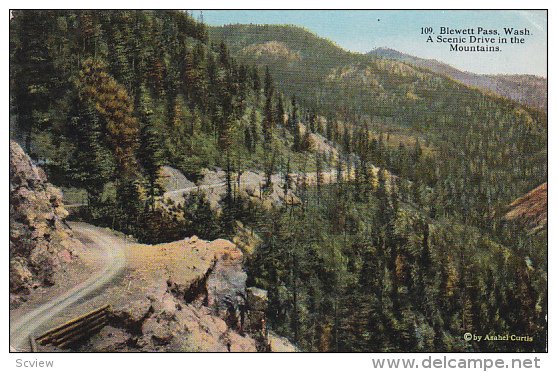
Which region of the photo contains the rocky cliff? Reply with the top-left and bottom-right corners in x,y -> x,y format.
9,141 -> 83,307
74,235 -> 295,352
9,140 -> 297,351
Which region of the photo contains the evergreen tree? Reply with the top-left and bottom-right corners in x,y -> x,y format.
251,65 -> 261,93
183,191 -> 220,240
115,178 -> 142,231
264,66 -> 273,98
13,10 -> 59,152
78,58 -> 140,179
250,108 -> 259,151
275,93 -> 285,126
315,152 -> 323,204
293,122 -> 302,152
289,95 -> 298,131
67,96 -> 114,207
263,94 -> 274,145
282,156 -> 292,202
138,109 -> 164,211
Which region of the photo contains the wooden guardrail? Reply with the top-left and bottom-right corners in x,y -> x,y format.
33,305 -> 111,350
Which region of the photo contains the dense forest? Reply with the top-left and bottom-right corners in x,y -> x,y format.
10,11 -> 547,352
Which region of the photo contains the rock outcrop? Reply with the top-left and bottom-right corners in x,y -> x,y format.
159,165 -> 196,192
80,235 -> 292,352
245,287 -> 270,351
10,141 -> 82,307
163,167 -> 303,212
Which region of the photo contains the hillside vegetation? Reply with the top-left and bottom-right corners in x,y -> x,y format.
368,47 -> 547,111
210,23 -> 546,234
10,11 -> 324,240
10,12 -> 547,352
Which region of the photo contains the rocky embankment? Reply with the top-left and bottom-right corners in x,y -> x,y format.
9,141 -> 296,351
77,236 -> 296,352
10,141 -> 83,307
504,183 -> 547,233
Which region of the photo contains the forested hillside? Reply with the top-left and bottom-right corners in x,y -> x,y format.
10,12 -> 547,352
10,10 -> 322,239
211,24 -> 546,236
368,47 -> 547,112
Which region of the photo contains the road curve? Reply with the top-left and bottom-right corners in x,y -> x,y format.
164,181 -> 227,199
162,170 -> 344,201
9,222 -> 127,350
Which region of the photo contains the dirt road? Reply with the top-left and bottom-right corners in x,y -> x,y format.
162,169 -> 349,204
9,222 -> 127,351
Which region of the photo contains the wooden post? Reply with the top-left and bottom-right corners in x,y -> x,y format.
29,335 -> 37,352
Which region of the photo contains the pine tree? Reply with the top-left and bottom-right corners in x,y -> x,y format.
316,152 -> 324,204
250,108 -> 259,151
78,58 -> 140,179
183,191 -> 220,240
309,110 -> 317,133
244,125 -> 253,152
275,93 -> 285,126
263,94 -> 274,145
264,66 -> 273,98
251,65 -> 261,94
283,157 -> 292,196
376,168 -> 388,217
343,125 -> 351,154
412,138 -> 423,164
289,95 -> 298,131
138,108 -> 164,211
220,154 -> 236,236
293,123 -> 302,152
264,150 -> 276,192
67,96 -> 114,207
13,10 -> 59,153
301,129 -> 313,152
116,178 -> 142,231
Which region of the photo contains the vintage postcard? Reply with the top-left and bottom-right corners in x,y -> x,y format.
8,9 -> 547,356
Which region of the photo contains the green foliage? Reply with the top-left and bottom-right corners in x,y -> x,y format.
246,179 -> 546,352
182,192 -> 221,240
211,23 -> 547,225
66,96 -> 115,205
10,11 -> 546,353
10,10 -> 324,238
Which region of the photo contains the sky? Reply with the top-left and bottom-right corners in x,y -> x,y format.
193,10 -> 547,77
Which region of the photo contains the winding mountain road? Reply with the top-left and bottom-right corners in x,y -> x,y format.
164,181 -> 228,199
162,169 -> 349,203
9,223 -> 127,351
10,169 -> 365,351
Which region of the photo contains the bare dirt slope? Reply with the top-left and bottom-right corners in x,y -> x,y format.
505,183 -> 547,233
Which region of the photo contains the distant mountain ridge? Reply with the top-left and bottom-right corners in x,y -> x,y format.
210,25 -> 546,118
368,47 -> 547,111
